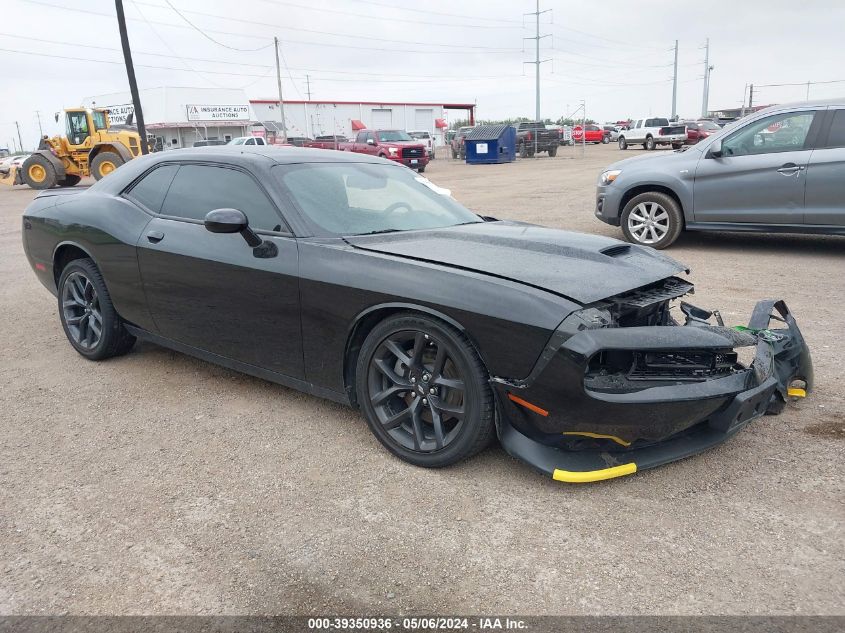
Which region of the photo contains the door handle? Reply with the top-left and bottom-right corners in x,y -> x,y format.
146,230 -> 165,243
777,163 -> 804,176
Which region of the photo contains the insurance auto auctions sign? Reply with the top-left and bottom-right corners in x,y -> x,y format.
186,104 -> 251,121
105,104 -> 134,125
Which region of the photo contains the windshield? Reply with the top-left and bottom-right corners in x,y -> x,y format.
376,130 -> 412,142
699,121 -> 722,130
409,132 -> 430,139
229,137 -> 246,145
91,110 -> 108,130
275,162 -> 481,236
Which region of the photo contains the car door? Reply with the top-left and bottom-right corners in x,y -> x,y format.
804,107 -> 845,226
134,162 -> 304,379
692,109 -> 820,224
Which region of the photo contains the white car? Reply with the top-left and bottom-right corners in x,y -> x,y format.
407,130 -> 435,159
617,117 -> 686,151
227,136 -> 267,146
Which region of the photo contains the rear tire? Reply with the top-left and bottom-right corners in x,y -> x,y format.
90,152 -> 125,181
22,154 -> 57,189
645,136 -> 656,151
451,148 -> 458,159
417,165 -> 426,173
672,143 -> 684,150
618,137 -> 627,150
519,143 -> 528,158
601,135 -> 610,144
58,175 -> 82,187
356,313 -> 495,468
547,145 -> 557,157
620,191 -> 683,249
57,258 -> 136,360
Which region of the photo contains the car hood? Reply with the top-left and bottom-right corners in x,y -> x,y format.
345,221 -> 688,304
604,144 -> 704,172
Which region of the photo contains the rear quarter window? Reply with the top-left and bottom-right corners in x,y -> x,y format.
125,164 -> 179,213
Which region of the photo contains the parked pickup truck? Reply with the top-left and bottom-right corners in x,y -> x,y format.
450,126 -> 474,159
617,117 -> 686,151
516,122 -> 560,157
340,129 -> 429,172
305,135 -> 348,150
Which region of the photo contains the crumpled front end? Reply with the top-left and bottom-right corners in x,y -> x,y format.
494,278 -> 813,483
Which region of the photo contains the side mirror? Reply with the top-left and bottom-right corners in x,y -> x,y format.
708,139 -> 723,158
366,138 -> 375,145
204,208 -> 262,247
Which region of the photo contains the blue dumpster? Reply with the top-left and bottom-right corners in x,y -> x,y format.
464,124 -> 517,164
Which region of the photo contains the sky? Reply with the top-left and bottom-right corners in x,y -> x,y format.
2,0 -> 845,150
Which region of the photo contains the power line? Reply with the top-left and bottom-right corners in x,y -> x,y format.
0,46 -> 528,83
160,0 -> 272,51
252,0 -> 520,29
24,1 -> 519,56
132,0 -> 522,52
346,0 -> 521,24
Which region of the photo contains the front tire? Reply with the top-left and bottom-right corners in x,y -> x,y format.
618,137 -> 627,150
90,152 -> 125,181
417,165 -> 426,173
519,143 -> 529,158
22,154 -> 57,189
58,258 -> 136,360
547,145 -> 557,157
356,313 -> 495,468
620,192 -> 683,249
601,135 -> 610,144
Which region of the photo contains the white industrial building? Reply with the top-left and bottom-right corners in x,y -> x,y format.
249,99 -> 475,144
83,87 -> 254,150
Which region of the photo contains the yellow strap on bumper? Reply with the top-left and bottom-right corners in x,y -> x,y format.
552,462 -> 637,483
787,387 -> 806,398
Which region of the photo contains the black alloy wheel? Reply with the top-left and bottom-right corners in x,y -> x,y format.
61,271 -> 103,350
356,314 -> 495,467
58,258 -> 136,360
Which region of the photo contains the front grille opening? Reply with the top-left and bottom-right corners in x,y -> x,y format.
630,350 -> 737,381
585,348 -> 739,390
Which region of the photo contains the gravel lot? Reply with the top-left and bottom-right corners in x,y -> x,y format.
1,144 -> 843,615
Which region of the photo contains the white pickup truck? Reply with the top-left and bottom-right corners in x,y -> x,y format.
617,117 -> 686,151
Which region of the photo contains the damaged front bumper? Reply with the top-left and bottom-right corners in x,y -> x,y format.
494,298 -> 813,483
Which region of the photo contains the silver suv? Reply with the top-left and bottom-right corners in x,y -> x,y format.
595,100 -> 845,248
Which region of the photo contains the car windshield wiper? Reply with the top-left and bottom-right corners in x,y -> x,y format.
356,228 -> 403,235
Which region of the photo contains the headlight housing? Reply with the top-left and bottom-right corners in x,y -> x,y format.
388,147 -> 399,156
599,169 -> 621,185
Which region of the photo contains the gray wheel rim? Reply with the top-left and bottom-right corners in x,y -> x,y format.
367,330 -> 466,453
628,201 -> 670,244
61,272 -> 103,349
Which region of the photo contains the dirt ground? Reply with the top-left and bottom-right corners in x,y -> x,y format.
1,144 -> 843,615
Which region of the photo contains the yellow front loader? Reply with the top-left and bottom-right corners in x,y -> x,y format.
0,108 -> 147,189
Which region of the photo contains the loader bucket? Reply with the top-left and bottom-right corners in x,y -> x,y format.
0,165 -> 23,186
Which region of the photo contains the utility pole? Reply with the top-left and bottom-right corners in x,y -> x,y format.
115,0 -> 149,154
524,0 -> 551,125
671,40 -> 679,120
748,83 -> 754,110
806,80 -> 811,100
274,36 -> 288,143
15,121 -> 24,151
35,111 -> 43,137
305,74 -> 312,101
701,38 -> 713,118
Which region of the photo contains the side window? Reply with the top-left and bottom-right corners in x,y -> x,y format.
356,131 -> 367,143
635,120 -> 643,129
244,138 -> 255,145
161,165 -> 285,232
722,111 -> 815,157
366,132 -> 375,143
125,164 -> 179,213
823,109 -> 845,148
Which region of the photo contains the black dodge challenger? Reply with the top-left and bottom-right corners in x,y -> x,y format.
21,147 -> 813,483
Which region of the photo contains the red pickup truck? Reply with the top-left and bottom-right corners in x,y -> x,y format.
340,129 -> 429,172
